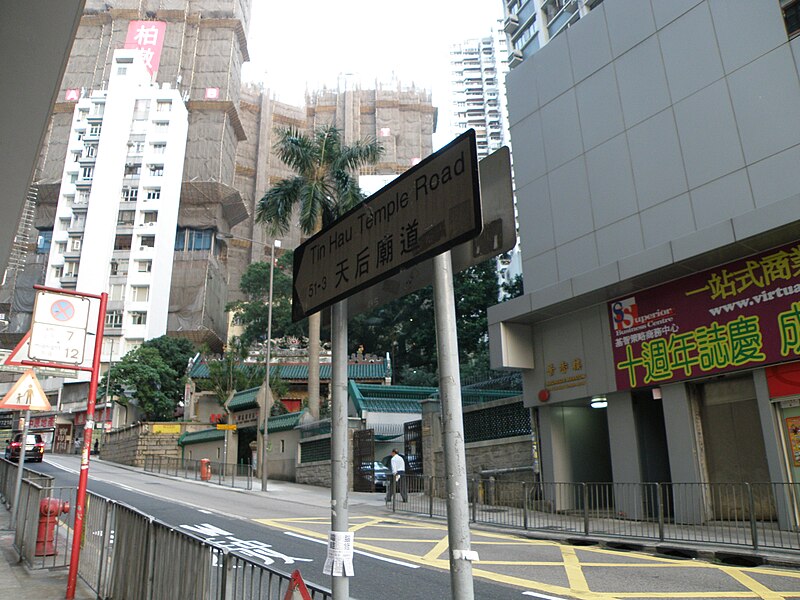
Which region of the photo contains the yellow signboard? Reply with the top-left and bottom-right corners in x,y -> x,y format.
152,424 -> 181,434
216,424 -> 237,431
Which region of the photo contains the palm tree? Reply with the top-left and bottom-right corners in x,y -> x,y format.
256,125 -> 383,419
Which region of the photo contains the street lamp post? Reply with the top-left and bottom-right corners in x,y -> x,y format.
261,239 -> 281,492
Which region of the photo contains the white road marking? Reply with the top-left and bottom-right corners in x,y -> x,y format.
523,592 -> 568,599
283,531 -> 419,568
198,509 -> 213,514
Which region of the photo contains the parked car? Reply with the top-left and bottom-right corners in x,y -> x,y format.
358,461 -> 390,492
4,433 -> 45,462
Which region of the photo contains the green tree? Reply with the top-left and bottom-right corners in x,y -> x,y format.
349,258 -> 500,385
226,251 -> 304,350
99,335 -> 196,421
501,273 -> 523,299
256,125 -> 383,419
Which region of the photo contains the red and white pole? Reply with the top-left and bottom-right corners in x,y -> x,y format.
66,291 -> 107,599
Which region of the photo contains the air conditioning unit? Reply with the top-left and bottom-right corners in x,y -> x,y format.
145,221 -> 155,226
503,14 -> 519,34
139,246 -> 147,251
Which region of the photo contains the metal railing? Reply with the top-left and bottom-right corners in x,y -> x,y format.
391,476 -> 800,554
78,493 -> 332,599
0,458 -> 75,570
143,455 -> 253,490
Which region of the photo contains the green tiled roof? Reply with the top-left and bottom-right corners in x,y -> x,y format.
348,381 -> 435,416
190,360 -> 388,381
348,381 -> 520,416
266,410 -> 304,433
227,386 -> 260,411
178,428 -> 225,446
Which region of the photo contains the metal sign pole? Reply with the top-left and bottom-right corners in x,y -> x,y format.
66,291 -> 107,600
330,299 -> 350,598
432,250 -> 475,600
9,409 -> 31,531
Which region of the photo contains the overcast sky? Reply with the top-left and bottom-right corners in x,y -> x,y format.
242,1 -> 506,145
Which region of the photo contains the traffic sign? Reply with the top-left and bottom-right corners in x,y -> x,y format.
29,290 -> 91,365
283,570 -> 312,600
0,370 -> 52,411
343,146 -> 515,318
292,129 -> 481,321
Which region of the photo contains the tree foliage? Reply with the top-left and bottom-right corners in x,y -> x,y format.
226,251 -> 305,350
99,336 -> 196,422
348,258 -> 500,385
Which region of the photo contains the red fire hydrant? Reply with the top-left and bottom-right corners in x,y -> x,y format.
200,458 -> 212,481
36,498 -> 70,556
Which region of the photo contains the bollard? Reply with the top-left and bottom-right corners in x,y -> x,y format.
200,458 -> 212,481
36,498 -> 70,556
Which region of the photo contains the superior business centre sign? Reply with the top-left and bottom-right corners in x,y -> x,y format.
292,130 -> 480,321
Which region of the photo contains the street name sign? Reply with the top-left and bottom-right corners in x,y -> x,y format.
292,129 -> 481,321
216,424 -> 237,431
343,146 -> 515,319
0,369 -> 51,411
29,290 -> 91,365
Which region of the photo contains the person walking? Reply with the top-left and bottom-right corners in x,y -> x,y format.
385,449 -> 407,503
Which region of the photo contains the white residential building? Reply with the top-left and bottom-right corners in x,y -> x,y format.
45,50 -> 188,363
450,26 -> 510,160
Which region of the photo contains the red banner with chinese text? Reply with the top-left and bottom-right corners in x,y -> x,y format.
124,21 -> 167,78
609,240 -> 800,390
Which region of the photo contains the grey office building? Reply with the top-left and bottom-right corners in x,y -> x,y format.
489,0 -> 800,524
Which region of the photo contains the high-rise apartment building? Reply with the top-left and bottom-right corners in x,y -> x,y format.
2,1 -> 252,355
502,0 -> 601,67
46,51 -> 188,357
450,27 -> 510,160
306,78 -> 436,178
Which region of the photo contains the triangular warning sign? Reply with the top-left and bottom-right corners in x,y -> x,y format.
4,331 -> 31,367
283,570 -> 313,600
0,369 -> 51,411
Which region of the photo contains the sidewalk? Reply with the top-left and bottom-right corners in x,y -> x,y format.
0,511 -> 93,600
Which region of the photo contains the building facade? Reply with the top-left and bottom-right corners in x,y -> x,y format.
489,0 -> 800,525
450,26 -> 510,160
2,0 -> 252,354
46,51 -> 188,358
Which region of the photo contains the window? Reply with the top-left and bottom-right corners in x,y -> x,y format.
175,228 -> 213,252
128,141 -> 145,155
82,166 -> 94,180
36,230 -> 52,254
69,237 -> 81,252
105,311 -> 123,329
109,284 -> 124,302
78,108 -> 89,121
149,165 -> 164,177
117,66 -> 127,75
154,121 -> 169,129
56,241 -> 67,254
134,99 -> 150,113
72,151 -> 81,163
156,100 -> 172,112
78,191 -> 90,204
89,124 -> 101,136
131,286 -> 149,302
143,212 -> 158,224
126,340 -> 142,353
130,311 -> 147,325
124,164 -> 141,176
122,187 -> 138,202
69,172 -> 78,184
59,218 -> 70,232
151,143 -> 166,154
117,210 -> 135,226
785,0 -> 800,37
145,188 -> 161,201
140,236 -> 155,248
137,260 -> 152,273
113,235 -> 132,251
64,262 -> 79,278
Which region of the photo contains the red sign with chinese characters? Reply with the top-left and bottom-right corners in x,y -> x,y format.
609,240 -> 800,390
124,21 -> 167,78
